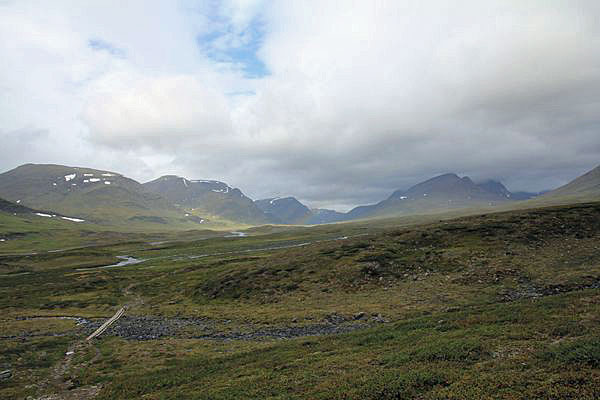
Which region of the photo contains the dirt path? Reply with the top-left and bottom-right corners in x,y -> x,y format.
32,337 -> 102,400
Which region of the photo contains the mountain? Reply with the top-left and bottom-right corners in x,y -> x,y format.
540,164 -> 600,201
477,180 -> 512,198
477,180 -> 541,200
399,173 -> 507,202
254,197 -> 312,224
344,173 -> 514,220
254,197 -> 347,225
0,164 -> 196,228
143,175 -> 270,225
3,163 -> 589,229
306,208 -> 347,225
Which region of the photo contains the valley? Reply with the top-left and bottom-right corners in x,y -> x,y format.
4,3 -> 600,398
0,164 -> 595,233
1,201 -> 599,399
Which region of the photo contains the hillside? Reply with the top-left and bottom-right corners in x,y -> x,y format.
0,196 -> 88,225
143,175 -> 271,225
540,164 -> 600,201
477,179 -> 512,198
255,197 -> 312,224
0,164 -> 201,229
0,197 -> 36,215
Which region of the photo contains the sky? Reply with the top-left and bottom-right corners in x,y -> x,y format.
1,0 -> 600,211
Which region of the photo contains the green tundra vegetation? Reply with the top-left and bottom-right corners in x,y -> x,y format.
1,202 -> 600,399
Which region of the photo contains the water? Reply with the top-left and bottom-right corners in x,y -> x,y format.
102,256 -> 144,268
225,231 -> 247,237
76,256 -> 144,271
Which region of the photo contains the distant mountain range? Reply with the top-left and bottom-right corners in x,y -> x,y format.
0,164 -> 198,228
252,175 -> 543,224
337,174 -> 542,222
0,163 -> 597,228
343,174 -> 508,221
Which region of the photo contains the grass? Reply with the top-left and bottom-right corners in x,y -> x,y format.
88,291 -> 600,399
540,337 -> 600,368
0,201 -> 599,398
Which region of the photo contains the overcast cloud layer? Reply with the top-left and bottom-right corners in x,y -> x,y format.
1,0 -> 600,211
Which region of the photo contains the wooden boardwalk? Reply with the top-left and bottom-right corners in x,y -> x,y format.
86,307 -> 125,341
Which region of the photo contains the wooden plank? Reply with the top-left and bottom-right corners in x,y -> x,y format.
86,307 -> 125,341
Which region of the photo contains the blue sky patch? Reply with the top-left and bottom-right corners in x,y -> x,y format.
196,12 -> 269,78
88,38 -> 126,58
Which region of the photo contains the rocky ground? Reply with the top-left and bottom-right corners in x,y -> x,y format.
5,312 -> 385,342
87,312 -> 381,341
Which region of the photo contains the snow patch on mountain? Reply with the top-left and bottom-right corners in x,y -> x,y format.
61,216 -> 85,222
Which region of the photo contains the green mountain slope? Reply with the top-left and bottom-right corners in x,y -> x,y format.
143,175 -> 271,225
0,164 -> 206,229
255,197 -> 312,224
0,196 -> 36,215
541,164 -> 600,201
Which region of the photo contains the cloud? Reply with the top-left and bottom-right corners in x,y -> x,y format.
0,128 -> 51,169
1,1 -> 600,211
83,74 -> 233,149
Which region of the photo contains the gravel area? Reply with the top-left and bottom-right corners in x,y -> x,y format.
88,316 -> 214,340
78,313 -> 381,341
